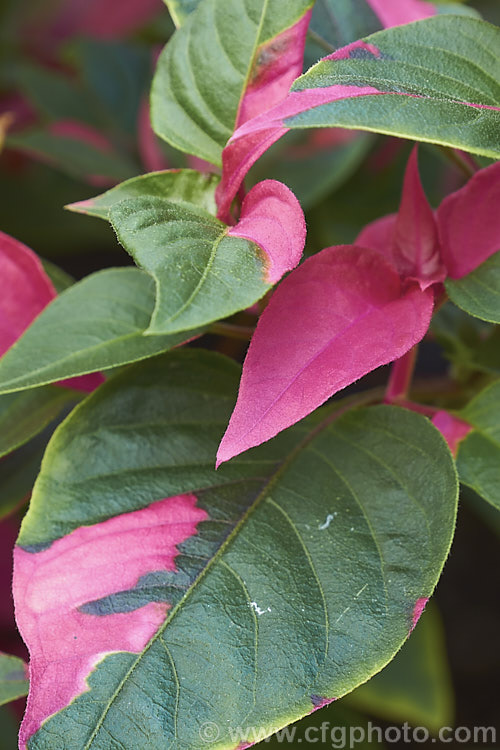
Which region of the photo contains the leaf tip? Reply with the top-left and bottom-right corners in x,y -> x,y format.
410,596 -> 429,632
64,197 -> 96,215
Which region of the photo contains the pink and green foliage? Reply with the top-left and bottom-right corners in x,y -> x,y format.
0,1 -> 499,748
0,231 -> 102,395
15,494 -> 206,745
218,154 -> 500,463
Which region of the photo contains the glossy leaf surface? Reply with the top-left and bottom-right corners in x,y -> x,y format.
15,350 -> 457,749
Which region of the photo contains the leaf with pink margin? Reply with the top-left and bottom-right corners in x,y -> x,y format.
216,81 -> 380,221
437,161 -> 500,280
0,231 -> 103,394
151,0 -> 314,166
217,245 -> 434,465
357,148 -> 445,290
13,349 -> 458,748
217,16 -> 500,218
365,0 -> 435,27
110,180 -> 305,335
227,180 -> 306,284
15,494 -> 207,746
0,232 -> 54,357
235,9 -> 312,130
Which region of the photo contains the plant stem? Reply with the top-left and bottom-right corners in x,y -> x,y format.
385,346 -> 418,403
209,322 -> 255,341
438,146 -> 478,178
307,29 -> 335,54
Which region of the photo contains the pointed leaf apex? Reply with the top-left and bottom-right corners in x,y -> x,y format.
393,147 -> 445,288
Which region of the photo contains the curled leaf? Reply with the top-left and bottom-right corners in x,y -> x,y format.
227,180 -> 306,283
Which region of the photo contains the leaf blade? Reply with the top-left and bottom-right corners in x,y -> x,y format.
218,245 -> 434,464
0,653 -> 28,706
218,16 -> 500,214
151,0 -> 314,165
110,180 -> 305,334
15,350 -> 458,749
0,268 -> 200,394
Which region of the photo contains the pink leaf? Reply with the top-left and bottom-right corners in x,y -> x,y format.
14,494 -> 207,747
365,0 -> 436,28
357,148 -> 445,289
437,161 -> 500,279
356,213 -> 397,265
137,99 -> 170,173
0,232 -> 55,356
217,245 -> 434,464
431,410 -> 473,456
0,231 -> 103,393
392,148 -> 444,288
216,84 -> 382,221
227,180 -> 306,284
235,9 -> 313,129
47,0 -> 162,42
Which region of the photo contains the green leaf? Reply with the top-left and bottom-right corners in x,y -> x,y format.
304,0 -> 480,69
66,169 -> 220,221
110,197 -> 274,334
7,130 -> 137,183
0,705 -> 23,747
305,0 -> 381,67
17,350 -> 458,748
431,302 -> 497,376
265,703 -> 385,749
435,2 -> 481,17
445,252 -> 500,323
41,260 -> 74,294
457,379 -> 500,511
164,0 -> 202,27
0,653 -> 28,706
291,17 -> 500,160
0,386 -> 80,458
346,605 -> 454,732
0,434 -> 48,519
250,131 -> 374,210
13,63 -> 100,128
72,40 -> 151,138
0,268 -> 201,394
151,0 -> 314,165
